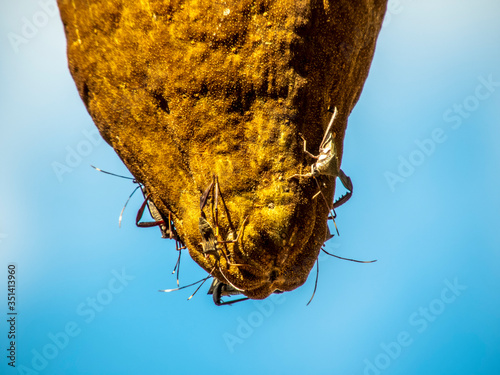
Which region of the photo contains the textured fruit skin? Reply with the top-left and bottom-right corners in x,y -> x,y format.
58,0 -> 387,299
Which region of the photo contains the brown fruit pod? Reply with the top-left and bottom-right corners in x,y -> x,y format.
58,0 -> 387,300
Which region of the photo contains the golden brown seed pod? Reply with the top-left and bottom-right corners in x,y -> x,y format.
58,0 -> 387,299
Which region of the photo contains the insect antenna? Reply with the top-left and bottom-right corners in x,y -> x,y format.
306,259 -> 320,306
93,165 -> 187,289
91,165 -> 143,227
159,275 -> 212,293
321,248 -> 377,263
187,276 -> 212,301
312,177 -> 340,236
172,249 -> 182,287
91,165 -> 136,181
118,185 -> 142,227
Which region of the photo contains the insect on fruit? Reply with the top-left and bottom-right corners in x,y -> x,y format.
289,107 -> 354,235
91,165 -> 182,242
290,107 -> 343,178
198,176 -> 249,262
91,166 -> 186,284
59,0 -> 389,307
93,166 -> 254,304
135,191 -> 182,243
197,176 -> 249,295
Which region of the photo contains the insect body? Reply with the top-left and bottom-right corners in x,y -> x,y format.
92,166 -> 183,245
135,190 -> 182,243
198,176 -> 247,262
196,176 -> 254,304
198,216 -> 218,258
291,107 -> 341,179
289,107 -> 354,234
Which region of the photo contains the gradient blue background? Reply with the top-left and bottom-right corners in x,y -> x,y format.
1,0 -> 499,374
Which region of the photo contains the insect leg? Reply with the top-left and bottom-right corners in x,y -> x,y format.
159,274 -> 212,293
287,133 -> 319,180
299,133 -> 320,160
333,169 -> 353,209
200,179 -> 214,218
135,194 -> 166,228
306,259 -> 319,306
199,216 -> 218,258
118,185 -> 142,227
212,176 -> 243,264
208,279 -> 250,306
215,177 -> 236,233
214,176 -> 219,237
218,216 -> 248,245
187,275 -> 212,301
321,247 -> 377,263
91,165 -> 136,182
319,107 -> 338,149
312,177 -> 340,236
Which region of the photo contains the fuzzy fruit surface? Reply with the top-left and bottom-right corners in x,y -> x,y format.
58,0 -> 387,299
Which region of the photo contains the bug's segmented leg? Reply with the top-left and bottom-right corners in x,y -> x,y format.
321,247 -> 377,263
199,216 -> 218,258
312,177 -> 340,237
306,259 -> 320,306
288,133 -> 320,180
159,274 -> 212,298
136,194 -> 165,228
207,279 -> 250,306
333,169 -> 353,209
218,216 -> 248,245
288,170 -> 314,181
198,175 -> 249,303
299,133 -> 320,160
136,192 -> 184,244
314,168 -> 354,240
199,177 -> 233,260
200,179 -> 214,217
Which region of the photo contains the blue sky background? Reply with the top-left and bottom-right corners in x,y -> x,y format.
1,0 -> 499,374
